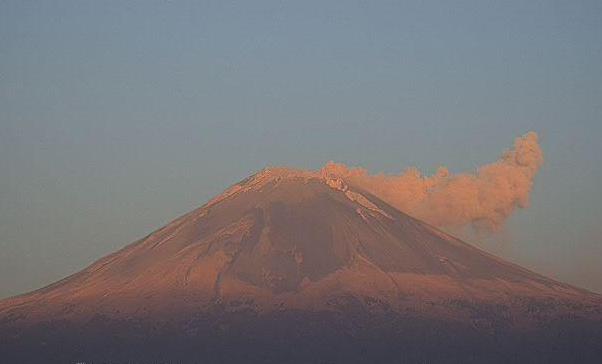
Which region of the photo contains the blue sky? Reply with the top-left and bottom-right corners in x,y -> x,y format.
1,0 -> 601,297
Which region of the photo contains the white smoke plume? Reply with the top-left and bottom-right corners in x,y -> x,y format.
321,132 -> 543,232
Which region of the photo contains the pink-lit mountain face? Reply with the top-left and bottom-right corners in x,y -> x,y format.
1,168 -> 601,363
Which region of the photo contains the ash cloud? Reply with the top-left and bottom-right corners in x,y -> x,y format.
321,132 -> 543,232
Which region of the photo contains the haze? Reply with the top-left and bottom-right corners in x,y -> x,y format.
1,1 -> 601,298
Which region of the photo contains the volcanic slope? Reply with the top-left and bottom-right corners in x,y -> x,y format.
1,167 -> 601,363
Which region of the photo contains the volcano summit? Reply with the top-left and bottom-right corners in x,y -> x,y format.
1,167 -> 601,363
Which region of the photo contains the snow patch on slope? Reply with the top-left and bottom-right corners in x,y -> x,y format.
324,176 -> 392,219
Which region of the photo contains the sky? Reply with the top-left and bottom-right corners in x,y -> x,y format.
1,0 -> 601,298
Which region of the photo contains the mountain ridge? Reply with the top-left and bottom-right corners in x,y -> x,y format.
1,167 -> 601,363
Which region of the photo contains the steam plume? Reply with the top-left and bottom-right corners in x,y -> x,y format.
321,132 -> 543,232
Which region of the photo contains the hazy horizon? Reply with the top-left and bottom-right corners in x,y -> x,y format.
2,1 -> 602,298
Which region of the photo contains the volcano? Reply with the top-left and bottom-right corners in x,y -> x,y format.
1,167 -> 601,363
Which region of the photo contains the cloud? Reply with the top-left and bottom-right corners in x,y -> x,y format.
320,132 -> 543,232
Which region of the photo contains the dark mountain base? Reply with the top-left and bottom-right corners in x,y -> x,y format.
2,310 -> 601,364
2,169 -> 601,363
